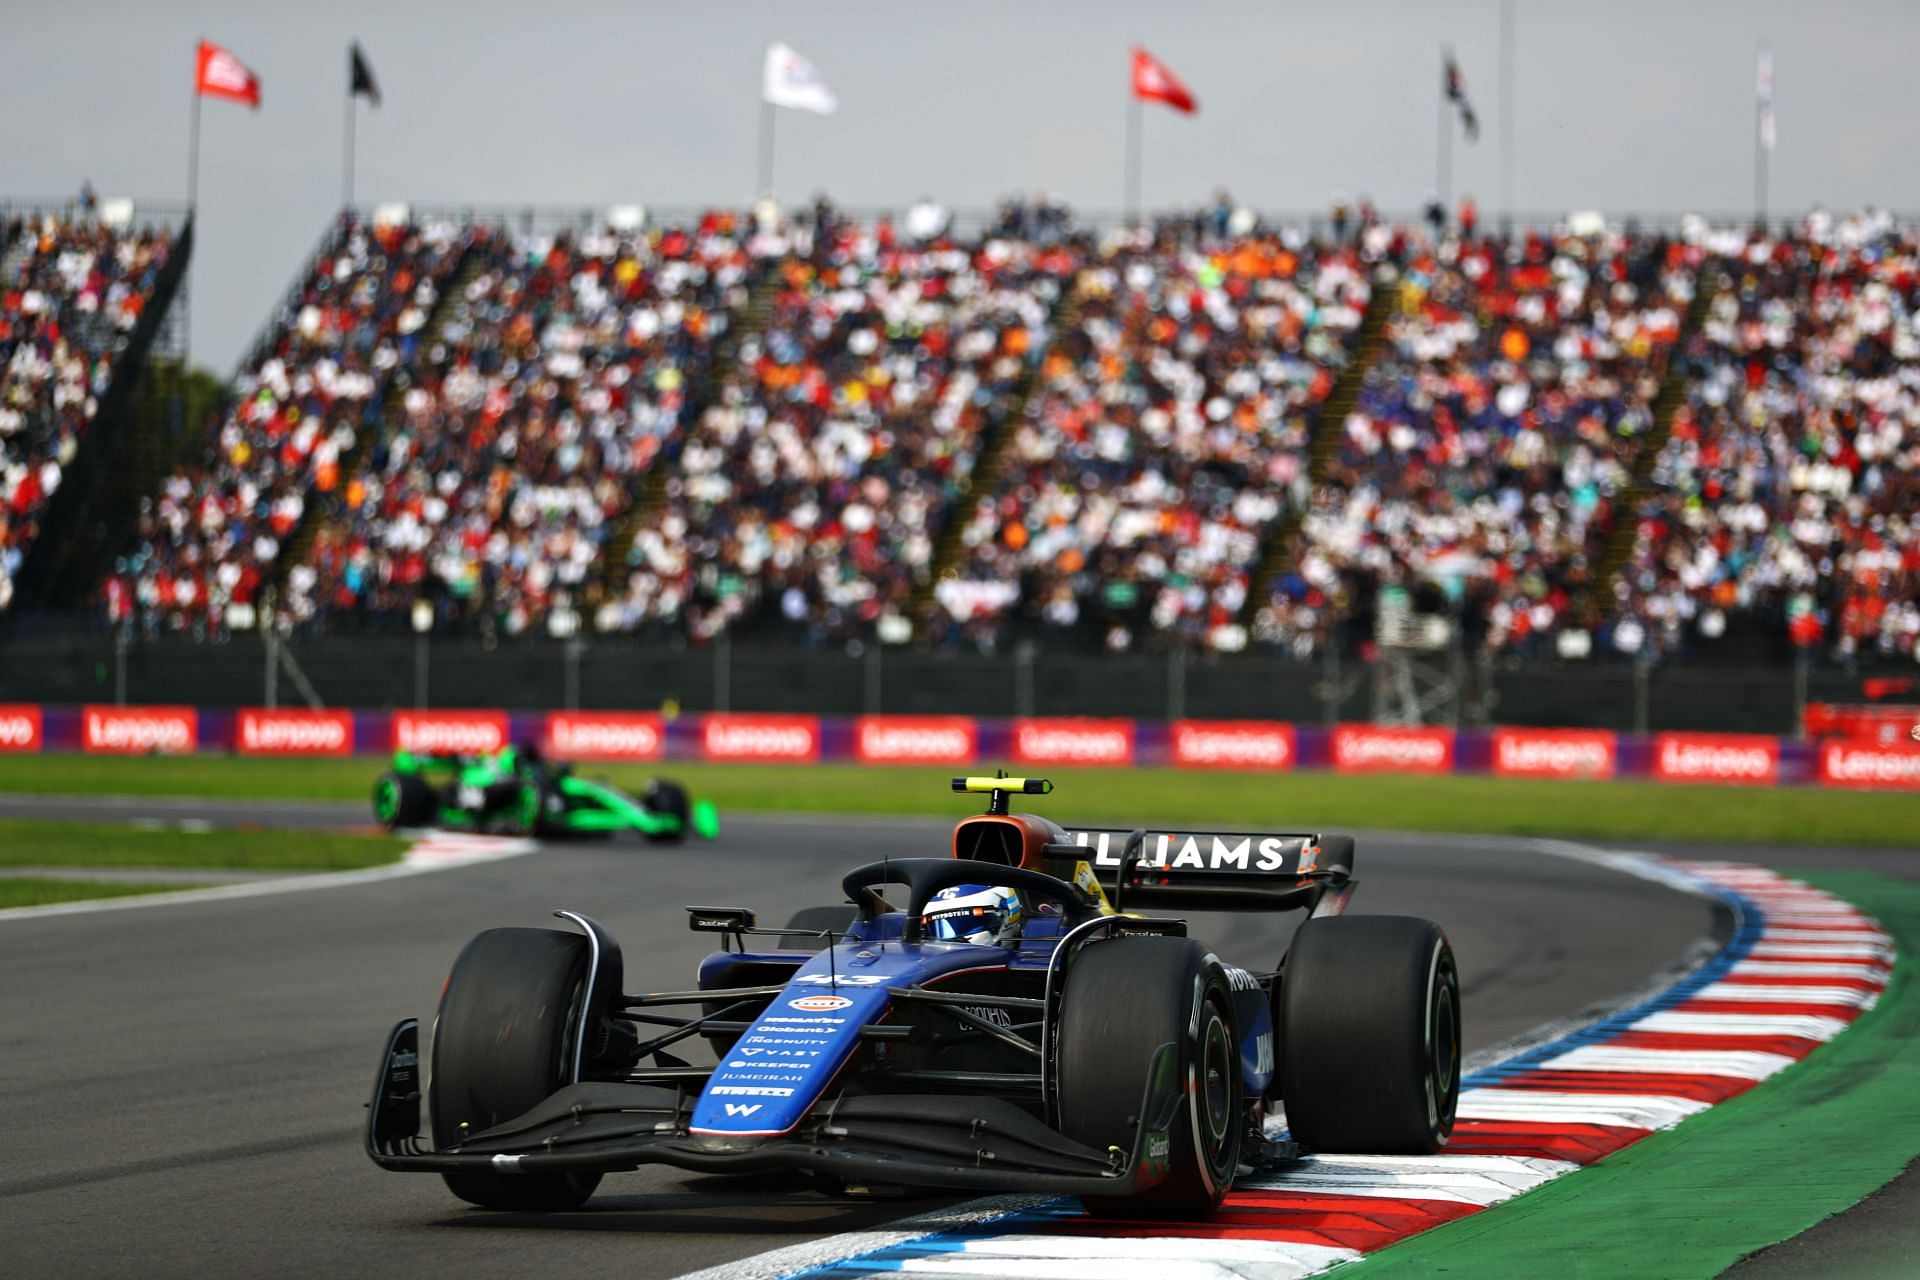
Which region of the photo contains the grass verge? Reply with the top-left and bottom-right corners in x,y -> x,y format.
2,756 -> 1917,848
0,878 -> 198,909
0,818 -> 407,871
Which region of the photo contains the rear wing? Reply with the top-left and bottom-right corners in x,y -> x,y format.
1045,828 -> 1355,914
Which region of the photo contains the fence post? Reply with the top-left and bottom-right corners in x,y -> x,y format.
864,644 -> 882,714
1792,652 -> 1809,739
1014,643 -> 1035,718
114,629 -> 129,706
414,633 -> 429,709
1320,643 -> 1339,727
1632,655 -> 1651,735
714,631 -> 731,712
563,639 -> 584,712
1167,645 -> 1187,721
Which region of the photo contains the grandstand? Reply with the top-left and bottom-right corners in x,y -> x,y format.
8,198 -> 1919,678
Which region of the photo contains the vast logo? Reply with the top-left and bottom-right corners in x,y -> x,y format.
1012,718 -> 1134,765
702,714 -> 820,762
787,994 -> 853,1012
393,711 -> 507,755
237,709 -> 352,756
545,712 -> 663,761
82,706 -> 196,754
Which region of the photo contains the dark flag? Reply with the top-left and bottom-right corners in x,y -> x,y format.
1444,50 -> 1478,141
351,42 -> 381,107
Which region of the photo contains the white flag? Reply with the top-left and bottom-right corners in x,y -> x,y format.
1756,44 -> 1776,152
763,42 -> 837,115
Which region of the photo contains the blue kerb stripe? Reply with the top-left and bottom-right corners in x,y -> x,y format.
778,865 -> 1758,1280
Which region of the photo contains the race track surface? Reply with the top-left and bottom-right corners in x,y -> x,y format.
0,811 -> 1717,1279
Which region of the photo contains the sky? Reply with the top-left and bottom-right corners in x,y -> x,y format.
7,0 -> 1919,372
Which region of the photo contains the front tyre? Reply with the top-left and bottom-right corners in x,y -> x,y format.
373,772 -> 434,831
429,927 -> 602,1210
641,779 -> 691,843
1056,936 -> 1241,1218
1279,915 -> 1459,1155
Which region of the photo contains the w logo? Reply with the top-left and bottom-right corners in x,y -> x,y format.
724,1103 -> 762,1118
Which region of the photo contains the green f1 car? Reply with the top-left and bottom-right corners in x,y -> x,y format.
372,745 -> 718,842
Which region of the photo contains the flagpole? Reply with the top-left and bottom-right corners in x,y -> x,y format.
1436,53 -> 1451,214
1124,93 -> 1142,228
188,60 -> 203,212
758,100 -> 775,199
1499,0 -> 1515,231
1754,41 -> 1768,231
343,68 -> 356,210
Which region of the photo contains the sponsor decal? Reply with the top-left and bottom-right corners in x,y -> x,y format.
1171,719 -> 1296,770
1490,727 -> 1617,780
728,1060 -> 812,1070
736,1047 -> 820,1058
711,1086 -> 795,1097
236,708 -> 353,757
788,994 -> 853,1012
1012,717 -> 1134,766
761,1015 -> 845,1026
1330,724 -> 1455,774
855,715 -> 978,764
0,704 -> 43,752
543,711 -> 664,761
793,973 -> 887,986
1818,741 -> 1920,791
723,1103 -> 762,1118
1067,828 -> 1306,873
392,710 -> 508,755
1652,732 -> 1779,786
81,705 -> 197,755
961,1005 -> 1015,1030
740,1035 -> 830,1047
701,713 -> 820,763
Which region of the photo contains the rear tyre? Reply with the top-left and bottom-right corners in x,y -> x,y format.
429,927 -> 602,1210
373,772 -> 434,830
1057,936 -> 1241,1218
1279,915 -> 1459,1155
641,779 -> 691,843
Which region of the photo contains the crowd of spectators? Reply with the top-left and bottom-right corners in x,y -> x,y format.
113,214 -> 472,634
610,206 -> 1077,642
2,214 -> 175,611
1255,225 -> 1698,660
1618,209 -> 1920,663
933,220 -> 1371,652
291,213 -> 748,635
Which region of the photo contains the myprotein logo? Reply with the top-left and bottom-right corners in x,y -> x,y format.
0,704 -> 42,752
1652,733 -> 1779,786
1491,728 -> 1617,780
702,714 -> 820,763
1012,718 -> 1134,766
392,711 -> 508,755
237,708 -> 353,757
1819,742 -> 1920,791
81,705 -> 196,755
545,712 -> 664,761
1330,725 -> 1454,774
1171,720 -> 1295,770
855,716 -> 977,764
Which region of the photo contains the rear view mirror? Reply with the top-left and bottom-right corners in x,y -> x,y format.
687,906 -> 757,933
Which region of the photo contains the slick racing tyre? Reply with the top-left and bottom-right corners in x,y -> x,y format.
1279,915 -> 1459,1155
429,928 -> 602,1210
514,778 -> 555,837
641,778 -> 691,843
1057,936 -> 1241,1218
373,772 -> 434,831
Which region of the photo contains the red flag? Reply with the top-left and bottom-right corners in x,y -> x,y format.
196,40 -> 261,109
1131,46 -> 1197,115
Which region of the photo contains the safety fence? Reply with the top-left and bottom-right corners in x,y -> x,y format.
3,704 -> 1917,792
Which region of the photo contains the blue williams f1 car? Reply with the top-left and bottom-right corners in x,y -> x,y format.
365,776 -> 1459,1218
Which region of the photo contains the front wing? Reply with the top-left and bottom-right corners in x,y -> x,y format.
366,1019 -> 1178,1197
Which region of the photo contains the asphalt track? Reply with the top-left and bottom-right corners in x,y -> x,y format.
0,809 -> 1720,1280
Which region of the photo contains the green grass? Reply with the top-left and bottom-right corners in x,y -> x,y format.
0,819 -> 407,871
1,755 -> 1917,848
0,878 -> 199,909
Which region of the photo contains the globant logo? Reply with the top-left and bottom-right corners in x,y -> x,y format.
1653,734 -> 1778,785
238,709 -> 352,756
1013,719 -> 1134,766
82,706 -> 197,754
1171,721 -> 1295,770
856,716 -> 976,764
1820,742 -> 1920,790
703,715 -> 820,762
546,713 -> 663,761
1492,729 -> 1616,780
393,712 -> 508,755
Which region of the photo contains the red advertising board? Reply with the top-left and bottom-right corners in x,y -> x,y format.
1651,732 -> 1779,786
1170,720 -> 1296,771
544,712 -> 665,761
1011,718 -> 1135,767
81,704 -> 197,755
855,716 -> 977,765
236,708 -> 354,756
392,710 -> 509,756
1329,724 -> 1455,774
1490,727 -> 1617,780
0,704 -> 42,752
701,713 -> 821,763
1817,740 -> 1920,790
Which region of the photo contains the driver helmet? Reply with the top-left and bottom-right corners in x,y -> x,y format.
924,883 -> 1025,947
